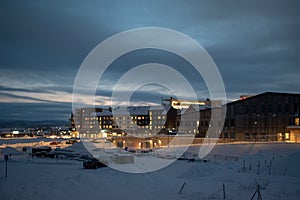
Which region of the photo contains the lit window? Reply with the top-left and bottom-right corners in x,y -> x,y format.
295,118 -> 300,126
285,133 -> 290,140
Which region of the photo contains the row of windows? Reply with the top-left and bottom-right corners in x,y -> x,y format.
229,103 -> 300,114
89,125 -> 166,130
93,115 -> 150,121
223,132 -> 235,139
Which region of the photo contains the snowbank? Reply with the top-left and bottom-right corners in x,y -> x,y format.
0,141 -> 300,200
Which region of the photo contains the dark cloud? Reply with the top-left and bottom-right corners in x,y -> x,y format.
0,0 -> 299,120
0,86 -> 48,94
0,102 -> 71,121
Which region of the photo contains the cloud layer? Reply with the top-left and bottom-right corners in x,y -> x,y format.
1,0 -> 299,120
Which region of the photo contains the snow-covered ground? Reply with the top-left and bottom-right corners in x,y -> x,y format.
0,139 -> 300,200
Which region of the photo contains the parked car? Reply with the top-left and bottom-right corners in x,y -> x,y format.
66,139 -> 78,144
32,151 -> 55,158
83,158 -> 107,169
32,147 -> 52,154
53,148 -> 79,159
50,141 -> 62,145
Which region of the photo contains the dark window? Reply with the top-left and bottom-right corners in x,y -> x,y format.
227,106 -> 232,114
289,117 -> 295,125
225,119 -> 229,127
230,119 -> 235,127
294,103 -> 299,113
205,121 -> 208,127
269,104 -> 272,112
224,132 -> 228,138
285,104 -> 290,112
277,104 -> 281,112
261,105 -> 265,113
230,132 -> 235,139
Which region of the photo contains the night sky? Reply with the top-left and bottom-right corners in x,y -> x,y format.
1,0 -> 300,120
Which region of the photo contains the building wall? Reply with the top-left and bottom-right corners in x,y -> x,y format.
74,93 -> 300,142
178,105 -> 200,134
200,92 -> 300,141
74,106 -> 178,136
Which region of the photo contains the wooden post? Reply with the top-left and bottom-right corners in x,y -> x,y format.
4,155 -> 8,178
223,183 -> 226,199
269,160 -> 272,176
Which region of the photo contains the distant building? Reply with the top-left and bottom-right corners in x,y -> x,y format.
72,93 -> 300,142
74,107 -> 105,133
75,106 -> 172,138
69,113 -> 79,138
177,105 -> 204,134
73,97 -> 218,138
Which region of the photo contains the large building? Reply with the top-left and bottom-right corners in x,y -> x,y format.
200,92 -> 300,142
74,105 -> 178,138
73,92 -> 300,143
73,97 -> 215,138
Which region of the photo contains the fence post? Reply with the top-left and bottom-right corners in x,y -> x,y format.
223,183 -> 226,199
269,160 -> 272,176
4,155 -> 8,178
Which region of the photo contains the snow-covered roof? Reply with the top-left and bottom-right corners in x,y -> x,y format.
112,106 -> 150,116
90,110 -> 112,117
149,106 -> 164,111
